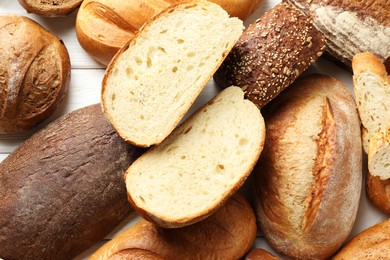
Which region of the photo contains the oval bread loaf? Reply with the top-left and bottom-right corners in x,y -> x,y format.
0,104 -> 142,260
90,193 -> 257,260
253,74 -> 362,259
0,15 -> 70,133
18,0 -> 83,17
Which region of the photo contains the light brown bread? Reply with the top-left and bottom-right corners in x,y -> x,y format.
76,0 -> 262,65
0,15 -> 70,133
245,248 -> 280,260
369,125 -> 390,180
102,0 -> 243,147
333,218 -> 390,259
213,2 -> 326,109
284,0 -> 390,68
253,74 -> 362,259
366,172 -> 390,215
90,193 -> 257,260
125,86 -> 265,228
18,0 -> 83,16
0,104 -> 142,260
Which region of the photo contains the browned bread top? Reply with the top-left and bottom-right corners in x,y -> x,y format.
245,248 -> 280,260
0,15 -> 70,133
18,0 -> 83,17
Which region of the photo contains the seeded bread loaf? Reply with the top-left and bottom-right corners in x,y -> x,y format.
125,86 -> 265,228
18,0 -> 83,16
284,0 -> 390,69
102,0 -> 243,147
253,74 -> 362,259
0,15 -> 70,133
90,193 -> 257,260
213,2 -> 326,109
0,104 -> 142,260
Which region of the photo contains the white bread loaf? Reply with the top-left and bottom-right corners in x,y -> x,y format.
125,86 -> 265,228
101,0 -> 243,147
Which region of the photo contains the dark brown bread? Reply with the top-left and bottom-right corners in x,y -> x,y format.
0,104 -> 142,260
213,2 -> 326,109
253,74 -> 362,259
18,0 -> 83,16
366,173 -> 390,214
0,15 -> 70,133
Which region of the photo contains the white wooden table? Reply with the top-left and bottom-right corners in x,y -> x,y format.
0,0 -> 387,259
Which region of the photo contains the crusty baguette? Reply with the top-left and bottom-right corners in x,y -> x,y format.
213,2 -> 326,109
253,74 -> 362,259
0,104 -> 142,260
333,218 -> 390,259
76,0 -> 262,65
284,0 -> 390,69
245,248 -> 280,260
90,193 -> 257,260
18,0 -> 83,17
125,86 -> 265,228
0,15 -> 70,133
102,0 -> 243,147
366,172 -> 390,215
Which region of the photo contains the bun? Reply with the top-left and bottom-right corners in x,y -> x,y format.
125,87 -> 265,228
102,0 -> 243,147
253,74 -> 362,259
213,2 -> 326,109
0,15 -> 70,133
18,0 -> 82,16
90,193 -> 257,260
0,104 -> 142,260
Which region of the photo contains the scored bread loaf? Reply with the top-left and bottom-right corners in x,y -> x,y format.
76,0 -> 262,65
213,2 -> 326,109
0,15 -> 70,133
125,86 -> 265,228
284,0 -> 390,68
253,74 -> 362,259
0,104 -> 142,260
90,193 -> 257,260
18,0 -> 83,16
102,0 -> 243,147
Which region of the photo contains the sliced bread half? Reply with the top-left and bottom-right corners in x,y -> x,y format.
101,0 -> 243,147
125,86 -> 265,228
369,124 -> 390,180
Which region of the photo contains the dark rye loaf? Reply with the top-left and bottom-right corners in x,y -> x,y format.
213,2 -> 326,109
0,104 -> 142,260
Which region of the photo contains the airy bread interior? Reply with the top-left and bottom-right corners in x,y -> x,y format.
369,125 -> 390,180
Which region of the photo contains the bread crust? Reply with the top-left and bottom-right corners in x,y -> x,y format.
253,74 -> 362,259
366,173 -> 390,214
18,0 -> 83,17
245,248 -> 279,260
0,15 -> 70,133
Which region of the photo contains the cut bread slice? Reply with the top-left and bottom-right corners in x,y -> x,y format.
369,124 -> 390,180
101,0 -> 243,147
125,86 -> 265,228
352,52 -> 390,153
18,0 -> 82,16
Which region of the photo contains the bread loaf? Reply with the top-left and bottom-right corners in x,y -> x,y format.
0,104 -> 142,260
333,218 -> 390,259
90,193 -> 257,260
18,0 -> 83,16
102,0 -> 243,147
125,86 -> 265,228
369,125 -> 390,180
245,248 -> 279,260
213,2 -> 326,109
253,74 -> 362,259
76,0 -> 262,65
284,0 -> 390,68
0,15 -> 70,133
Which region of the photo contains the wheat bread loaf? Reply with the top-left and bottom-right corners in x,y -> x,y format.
101,0 -> 243,147
18,0 -> 83,16
0,15 -> 70,133
90,193 -> 257,260
213,2 -> 326,109
253,74 -> 362,259
125,86 -> 265,228
0,104 -> 142,260
76,0 -> 262,65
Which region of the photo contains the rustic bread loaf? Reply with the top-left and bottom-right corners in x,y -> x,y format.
366,172 -> 390,214
213,2 -> 326,109
90,193 -> 257,260
18,0 -> 83,16
0,15 -> 70,133
253,74 -> 362,259
284,0 -> 390,68
245,248 -> 279,260
333,218 -> 390,259
0,104 -> 142,260
102,0 -> 243,147
76,0 -> 262,65
125,86 -> 265,228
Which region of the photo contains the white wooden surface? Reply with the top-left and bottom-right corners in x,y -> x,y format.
0,0 -> 387,259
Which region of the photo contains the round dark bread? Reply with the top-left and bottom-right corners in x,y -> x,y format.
18,0 -> 83,17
